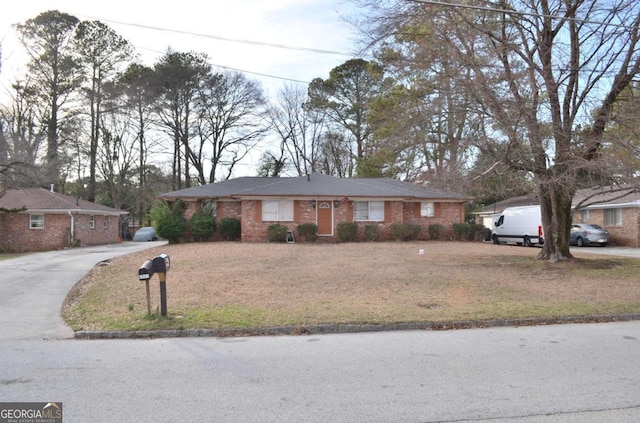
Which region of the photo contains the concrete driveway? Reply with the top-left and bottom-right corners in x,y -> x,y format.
572,246 -> 640,258
0,241 -> 166,341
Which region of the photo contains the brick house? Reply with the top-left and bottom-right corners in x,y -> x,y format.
572,185 -> 640,248
476,186 -> 640,247
157,173 -> 469,242
0,187 -> 128,252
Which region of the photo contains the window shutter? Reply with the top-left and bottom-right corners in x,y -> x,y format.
414,202 -> 421,217
255,200 -> 262,221
294,200 -> 300,221
384,201 -> 392,223
435,202 -> 442,218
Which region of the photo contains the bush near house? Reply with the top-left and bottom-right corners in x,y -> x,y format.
428,223 -> 445,240
297,223 -> 318,242
150,200 -> 186,244
337,222 -> 359,242
391,223 -> 422,241
364,224 -> 380,241
189,211 -> 216,242
267,224 -> 289,242
219,218 -> 241,241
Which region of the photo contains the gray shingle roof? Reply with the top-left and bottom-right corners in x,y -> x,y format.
158,173 -> 468,201
0,187 -> 128,215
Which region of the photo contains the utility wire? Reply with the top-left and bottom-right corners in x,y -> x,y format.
82,15 -> 355,57
134,45 -> 313,85
407,0 -> 639,30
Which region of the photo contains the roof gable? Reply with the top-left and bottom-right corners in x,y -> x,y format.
158,173 -> 468,201
0,187 -> 127,215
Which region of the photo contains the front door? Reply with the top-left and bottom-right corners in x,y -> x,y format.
317,201 -> 333,236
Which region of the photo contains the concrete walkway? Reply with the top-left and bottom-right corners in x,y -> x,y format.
571,246 -> 640,258
0,241 -> 166,341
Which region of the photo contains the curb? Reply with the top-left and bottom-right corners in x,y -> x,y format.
74,313 -> 640,340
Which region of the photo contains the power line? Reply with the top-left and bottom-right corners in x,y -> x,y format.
134,45 -> 313,85
407,0 -> 639,30
82,15 -> 356,57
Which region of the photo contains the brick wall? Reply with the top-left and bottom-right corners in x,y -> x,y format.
237,199 -> 466,243
0,212 -> 121,253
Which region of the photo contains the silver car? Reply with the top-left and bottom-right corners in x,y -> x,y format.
570,223 -> 609,247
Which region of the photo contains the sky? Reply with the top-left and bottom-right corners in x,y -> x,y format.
0,0 -> 365,177
1,0 -> 363,95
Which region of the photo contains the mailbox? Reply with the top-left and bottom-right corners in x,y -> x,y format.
138,259 -> 154,281
152,253 -> 170,273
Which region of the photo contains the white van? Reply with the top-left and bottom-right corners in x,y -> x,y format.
492,205 -> 544,247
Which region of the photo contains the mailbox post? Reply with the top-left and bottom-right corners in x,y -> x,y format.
151,253 -> 170,317
138,259 -> 154,315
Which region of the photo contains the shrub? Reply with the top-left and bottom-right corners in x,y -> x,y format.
297,223 -> 318,242
390,223 -> 421,241
149,200 -> 186,244
428,223 -> 445,240
267,224 -> 289,242
452,223 -> 472,240
337,222 -> 359,242
189,211 -> 216,241
364,224 -> 380,241
218,218 -> 241,241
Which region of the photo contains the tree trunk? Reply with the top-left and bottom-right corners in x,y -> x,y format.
536,181 -> 574,263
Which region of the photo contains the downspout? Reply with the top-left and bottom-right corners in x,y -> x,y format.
68,211 -> 75,242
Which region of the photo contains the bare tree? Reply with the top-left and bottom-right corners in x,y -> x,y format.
196,70 -> 268,182
266,83 -> 326,176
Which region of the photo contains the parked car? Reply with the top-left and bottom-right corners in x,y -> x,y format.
132,227 -> 158,242
570,223 -> 609,247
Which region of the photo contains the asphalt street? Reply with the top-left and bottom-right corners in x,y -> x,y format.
0,242 -> 639,422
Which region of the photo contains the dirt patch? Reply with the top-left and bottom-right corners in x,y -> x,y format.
62,241 -> 640,331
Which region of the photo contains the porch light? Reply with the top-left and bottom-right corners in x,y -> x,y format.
334,200 -> 340,208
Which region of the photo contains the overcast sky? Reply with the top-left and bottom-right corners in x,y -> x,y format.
0,0 -> 363,97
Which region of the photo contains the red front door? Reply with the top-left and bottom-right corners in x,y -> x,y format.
317,201 -> 333,236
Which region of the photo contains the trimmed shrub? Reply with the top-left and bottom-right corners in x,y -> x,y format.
390,223 -> 421,241
364,224 -> 380,241
149,200 -> 186,244
428,223 -> 445,240
297,223 -> 318,242
337,222 -> 358,242
452,223 -> 472,240
189,211 -> 216,241
218,218 -> 241,241
267,224 -> 289,242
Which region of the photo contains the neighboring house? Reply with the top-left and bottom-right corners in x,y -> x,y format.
476,186 -> 640,247
0,187 -> 128,253
572,185 -> 640,248
157,173 -> 469,242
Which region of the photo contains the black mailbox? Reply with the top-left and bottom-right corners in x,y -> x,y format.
152,253 -> 170,273
138,259 -> 154,281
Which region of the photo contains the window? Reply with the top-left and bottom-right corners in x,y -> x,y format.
103,216 -> 109,229
604,208 -> 622,226
421,202 -> 435,217
262,200 -> 294,221
89,215 -> 95,229
354,201 -> 384,221
30,214 -> 44,229
581,209 -> 590,222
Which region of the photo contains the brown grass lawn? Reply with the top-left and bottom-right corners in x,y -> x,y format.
62,241 -> 640,332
